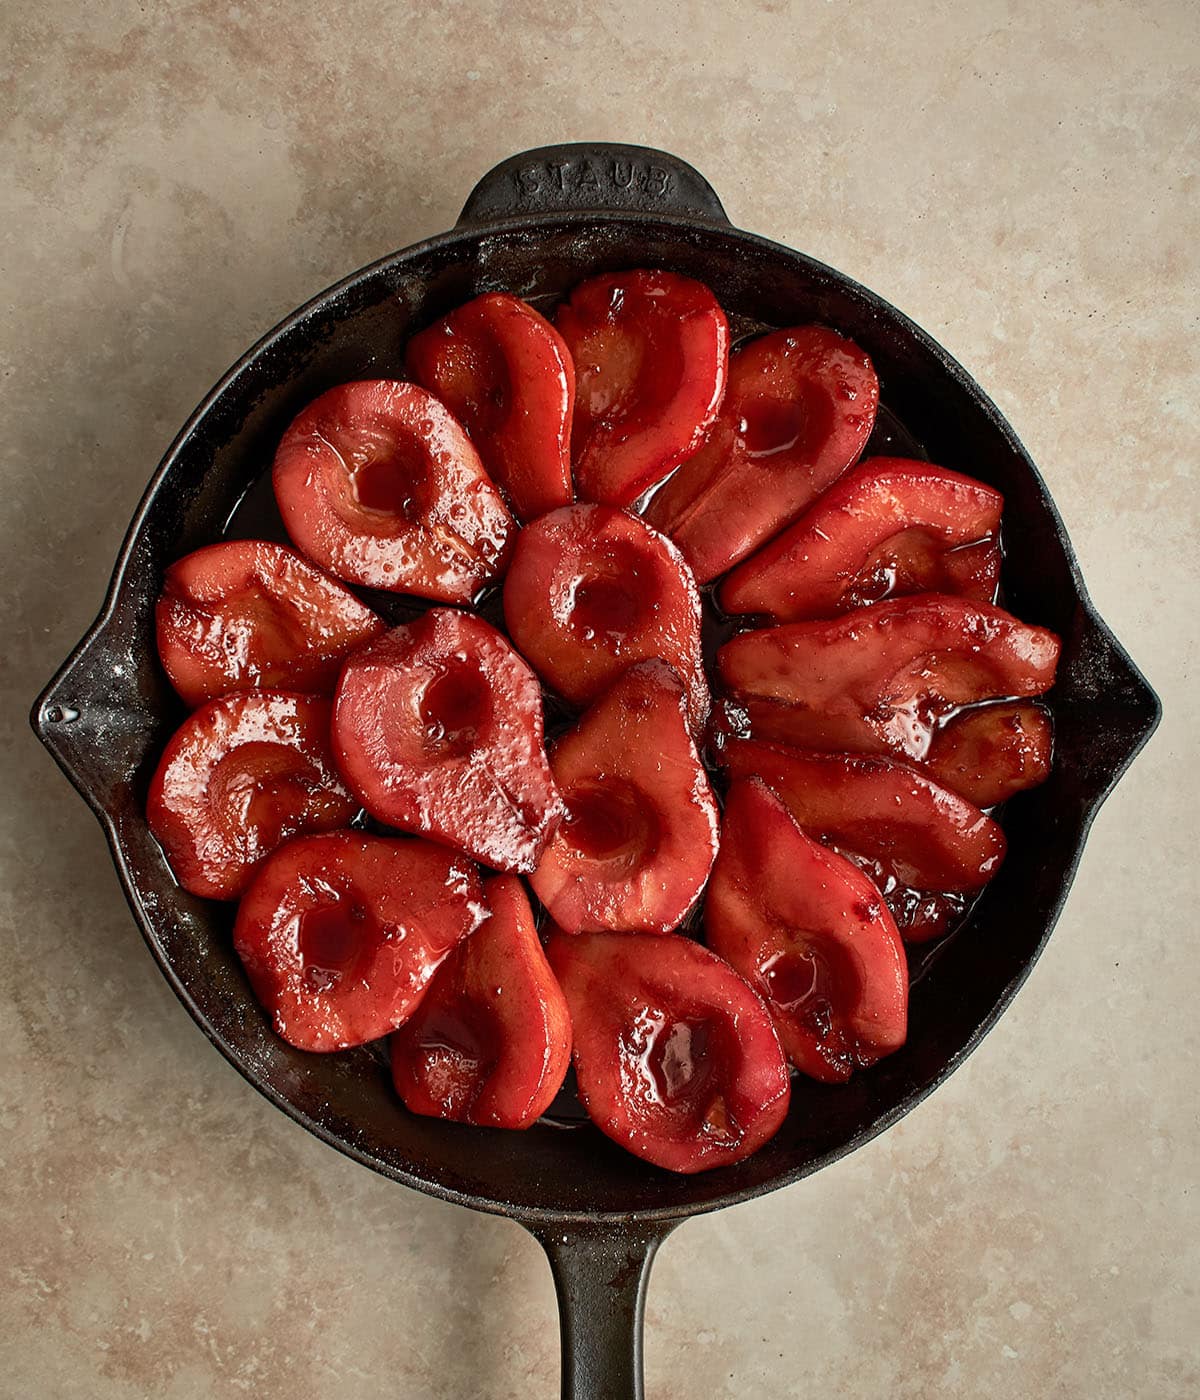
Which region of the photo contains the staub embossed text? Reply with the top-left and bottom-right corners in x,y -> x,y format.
512,157 -> 675,203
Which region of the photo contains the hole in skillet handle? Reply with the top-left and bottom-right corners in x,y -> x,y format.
455,142 -> 732,226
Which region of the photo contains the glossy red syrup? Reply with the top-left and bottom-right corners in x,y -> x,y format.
217,323 -> 1034,1117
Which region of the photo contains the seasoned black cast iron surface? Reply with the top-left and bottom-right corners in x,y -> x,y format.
33,144 -> 1159,1229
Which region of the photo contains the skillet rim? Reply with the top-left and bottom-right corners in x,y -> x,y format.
31,205 -> 1161,1227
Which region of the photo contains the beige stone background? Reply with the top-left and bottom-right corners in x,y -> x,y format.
3,1 -> 1197,1396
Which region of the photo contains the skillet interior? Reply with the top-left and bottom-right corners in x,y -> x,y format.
33,208 -> 1160,1224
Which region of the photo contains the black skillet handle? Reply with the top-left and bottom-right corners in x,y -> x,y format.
529,1219 -> 678,1400
457,143 -> 730,226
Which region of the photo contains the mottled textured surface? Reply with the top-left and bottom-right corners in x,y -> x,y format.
2,1 -> 1197,1396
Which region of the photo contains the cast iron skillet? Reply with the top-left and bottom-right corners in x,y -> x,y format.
32,143 -> 1160,1398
